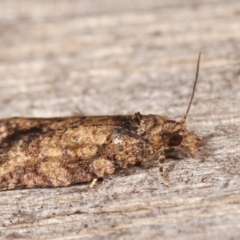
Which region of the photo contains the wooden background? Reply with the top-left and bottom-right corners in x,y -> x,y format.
0,0 -> 240,239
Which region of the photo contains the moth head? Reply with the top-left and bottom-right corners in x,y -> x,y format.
162,120 -> 199,157
162,53 -> 201,157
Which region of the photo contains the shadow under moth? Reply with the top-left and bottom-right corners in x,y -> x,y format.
0,54 -> 201,190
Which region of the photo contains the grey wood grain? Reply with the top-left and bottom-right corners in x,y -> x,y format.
0,0 -> 240,239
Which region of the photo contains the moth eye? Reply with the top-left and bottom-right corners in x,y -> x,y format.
168,133 -> 183,147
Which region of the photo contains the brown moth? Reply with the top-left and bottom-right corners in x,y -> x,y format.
0,54 -> 201,190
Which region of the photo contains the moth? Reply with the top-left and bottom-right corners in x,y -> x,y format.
0,54 -> 201,190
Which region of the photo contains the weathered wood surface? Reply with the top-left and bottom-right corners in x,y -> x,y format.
0,0 -> 240,239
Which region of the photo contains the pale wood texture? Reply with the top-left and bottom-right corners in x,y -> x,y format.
1,0 -> 240,239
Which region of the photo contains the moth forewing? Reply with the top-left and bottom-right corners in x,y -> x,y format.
0,55 -> 201,190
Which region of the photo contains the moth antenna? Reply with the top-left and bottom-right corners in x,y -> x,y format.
181,53 -> 201,124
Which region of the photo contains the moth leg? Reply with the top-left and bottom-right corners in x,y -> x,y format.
159,152 -> 171,186
89,178 -> 98,188
90,157 -> 115,188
